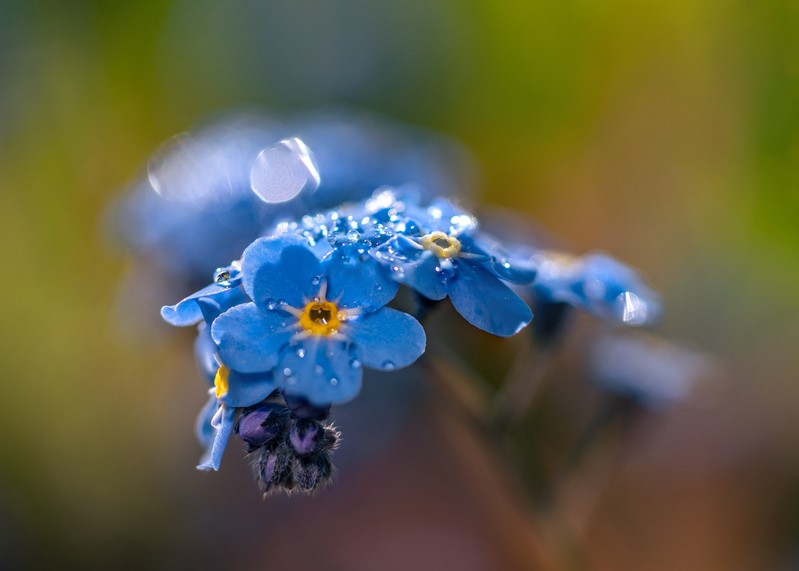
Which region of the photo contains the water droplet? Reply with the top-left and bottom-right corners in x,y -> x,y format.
350,359 -> 362,370
282,367 -> 292,377
329,377 -> 339,386
314,365 -> 324,376
346,230 -> 360,243
311,276 -> 321,286
266,300 -> 278,310
296,347 -> 306,359
382,360 -> 396,370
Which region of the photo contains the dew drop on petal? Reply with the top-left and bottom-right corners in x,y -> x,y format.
329,377 -> 339,386
350,359 -> 362,370
382,360 -> 396,370
283,367 -> 292,377
296,347 -> 306,359
314,365 -> 324,376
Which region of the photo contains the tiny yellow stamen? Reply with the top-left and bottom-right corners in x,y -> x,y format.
214,365 -> 230,399
299,301 -> 342,336
420,231 -> 462,258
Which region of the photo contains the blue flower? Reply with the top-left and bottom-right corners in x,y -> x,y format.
529,251 -> 662,326
372,198 -> 535,336
211,235 -> 427,406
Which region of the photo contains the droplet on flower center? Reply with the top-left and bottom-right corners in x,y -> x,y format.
214,270 -> 231,284
299,301 -> 341,335
214,365 -> 230,399
421,231 -> 462,258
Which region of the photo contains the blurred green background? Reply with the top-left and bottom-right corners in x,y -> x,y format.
1,1 -> 798,569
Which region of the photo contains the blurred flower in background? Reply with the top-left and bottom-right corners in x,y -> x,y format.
1,1 -> 798,570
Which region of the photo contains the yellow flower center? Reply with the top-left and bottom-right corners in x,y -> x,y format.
214,365 -> 230,399
299,301 -> 342,336
420,231 -> 462,258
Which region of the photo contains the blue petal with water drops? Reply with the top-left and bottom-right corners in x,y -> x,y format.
322,244 -> 398,311
460,234 -> 536,285
448,261 -> 533,337
241,235 -> 322,309
211,302 -> 294,374
220,369 -> 277,408
349,307 -> 426,370
276,340 -> 362,406
196,403 -> 236,472
373,234 -> 449,300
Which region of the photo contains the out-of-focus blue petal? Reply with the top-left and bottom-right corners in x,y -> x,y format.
241,235 -> 322,308
448,261 -> 533,337
349,307 -> 426,370
197,404 -> 236,472
276,339 -> 361,406
194,324 -> 218,384
220,370 -> 277,408
211,302 -> 294,373
323,245 -> 398,311
579,254 -> 662,326
531,252 -> 661,326
195,393 -> 218,447
418,198 -> 478,236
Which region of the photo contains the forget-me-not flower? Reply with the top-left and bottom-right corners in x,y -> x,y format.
211,234 -> 427,406
372,198 -> 536,336
529,251 -> 662,326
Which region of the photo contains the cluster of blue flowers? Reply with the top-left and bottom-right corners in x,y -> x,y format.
162,186 -> 661,494
141,114 -> 663,495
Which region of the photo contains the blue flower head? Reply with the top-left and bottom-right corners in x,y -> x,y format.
371,196 -> 536,336
211,234 -> 427,406
530,251 -> 662,326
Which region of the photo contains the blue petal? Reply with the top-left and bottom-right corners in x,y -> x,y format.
195,393 -> 218,447
375,235 -> 449,300
161,282 -> 230,326
276,339 -> 362,406
193,324 -> 218,384
349,307 -> 426,370
220,369 -> 277,407
197,404 -> 236,472
421,198 -> 478,236
462,234 -> 537,284
241,235 -> 323,309
448,261 -> 533,337
323,245 -> 398,311
211,302 -> 294,374
402,253 -> 451,300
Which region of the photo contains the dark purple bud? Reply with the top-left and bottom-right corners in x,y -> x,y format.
284,394 -> 331,420
289,420 -> 340,457
293,455 -> 334,492
237,403 -> 290,448
252,444 -> 292,494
